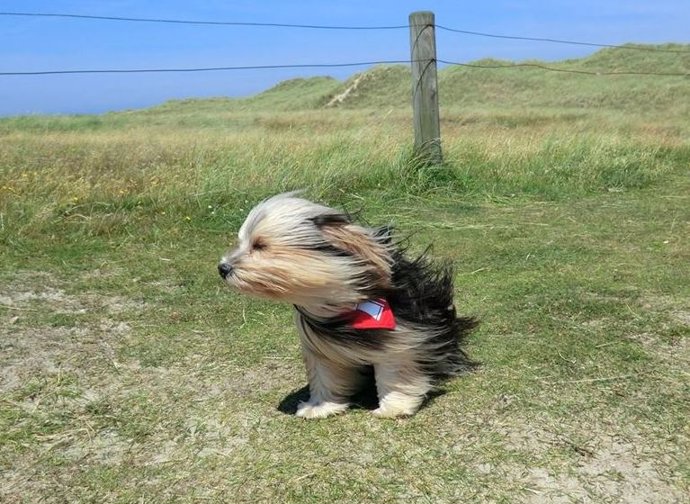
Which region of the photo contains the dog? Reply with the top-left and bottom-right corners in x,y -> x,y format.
218,192 -> 477,418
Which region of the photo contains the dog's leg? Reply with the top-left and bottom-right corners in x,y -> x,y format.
296,347 -> 360,419
372,359 -> 431,418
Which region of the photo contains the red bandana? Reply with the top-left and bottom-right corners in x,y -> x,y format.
349,298 -> 396,330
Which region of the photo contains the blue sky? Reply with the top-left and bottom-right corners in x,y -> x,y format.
1,0 -> 688,116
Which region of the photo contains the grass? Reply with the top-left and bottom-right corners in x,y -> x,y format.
1,46 -> 689,502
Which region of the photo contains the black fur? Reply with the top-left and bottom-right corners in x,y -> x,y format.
294,305 -> 393,351
295,243 -> 478,379
309,213 -> 352,227
386,249 -> 479,378
304,242 -> 354,258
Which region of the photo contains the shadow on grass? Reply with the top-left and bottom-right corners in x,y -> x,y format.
276,382 -> 448,415
277,385 -> 310,414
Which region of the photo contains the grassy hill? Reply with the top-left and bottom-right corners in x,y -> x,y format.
195,43 -> 690,114
1,44 -> 687,134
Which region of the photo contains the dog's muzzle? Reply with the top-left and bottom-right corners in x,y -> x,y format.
218,262 -> 234,279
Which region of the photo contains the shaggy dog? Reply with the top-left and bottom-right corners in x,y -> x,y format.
218,193 -> 476,418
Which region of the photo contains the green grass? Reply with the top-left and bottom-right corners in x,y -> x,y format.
1,45 -> 689,502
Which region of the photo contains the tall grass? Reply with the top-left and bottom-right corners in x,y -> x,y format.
1,109 -> 687,229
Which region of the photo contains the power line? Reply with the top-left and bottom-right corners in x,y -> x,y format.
435,25 -> 690,54
1,11 -> 689,54
0,59 -> 686,77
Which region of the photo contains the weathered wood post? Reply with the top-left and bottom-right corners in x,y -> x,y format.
409,11 -> 442,165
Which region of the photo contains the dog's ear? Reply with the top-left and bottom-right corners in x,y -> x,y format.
313,216 -> 392,287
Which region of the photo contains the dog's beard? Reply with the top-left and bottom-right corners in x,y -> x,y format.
224,254 -> 371,313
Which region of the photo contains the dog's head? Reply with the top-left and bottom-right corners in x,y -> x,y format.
218,193 -> 393,309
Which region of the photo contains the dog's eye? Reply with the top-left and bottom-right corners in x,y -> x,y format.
252,239 -> 267,251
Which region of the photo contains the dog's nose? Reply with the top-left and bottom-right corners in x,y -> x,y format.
218,262 -> 233,279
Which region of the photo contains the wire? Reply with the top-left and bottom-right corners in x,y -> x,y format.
0,60 -> 411,76
1,12 -> 687,78
438,59 -> 689,77
435,25 -> 690,54
0,11 -> 407,30
1,59 -> 686,77
2,11 -> 689,54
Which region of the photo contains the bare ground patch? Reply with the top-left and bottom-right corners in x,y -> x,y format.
0,271 -> 144,394
1,272 -> 304,502
499,422 -> 688,503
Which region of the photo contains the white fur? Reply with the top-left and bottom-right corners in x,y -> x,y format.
296,310 -> 433,419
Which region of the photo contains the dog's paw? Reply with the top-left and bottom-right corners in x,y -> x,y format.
372,391 -> 424,419
295,400 -> 349,419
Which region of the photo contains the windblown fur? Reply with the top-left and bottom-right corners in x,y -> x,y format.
218,192 -> 477,418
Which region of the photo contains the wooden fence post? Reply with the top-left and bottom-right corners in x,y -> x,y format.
409,11 -> 442,165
